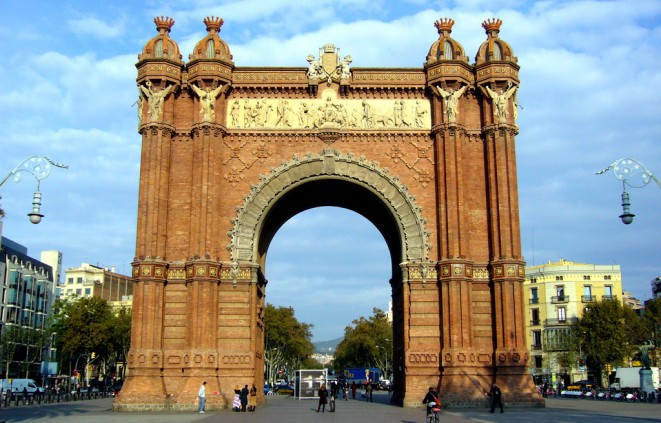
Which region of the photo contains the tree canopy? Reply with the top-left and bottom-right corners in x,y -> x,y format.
573,298 -> 646,385
263,304 -> 314,382
333,308 -> 392,375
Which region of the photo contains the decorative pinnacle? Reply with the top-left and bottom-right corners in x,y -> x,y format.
434,18 -> 455,33
154,16 -> 175,33
204,16 -> 224,33
482,18 -> 502,33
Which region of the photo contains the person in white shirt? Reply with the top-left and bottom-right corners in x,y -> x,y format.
197,381 -> 207,413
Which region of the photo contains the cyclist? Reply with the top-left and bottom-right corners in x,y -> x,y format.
422,387 -> 440,419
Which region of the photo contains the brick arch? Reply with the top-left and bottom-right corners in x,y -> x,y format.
228,149 -> 430,265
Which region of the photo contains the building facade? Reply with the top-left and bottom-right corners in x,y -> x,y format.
115,16 -> 542,411
0,236 -> 55,377
524,259 -> 623,386
62,263 -> 133,302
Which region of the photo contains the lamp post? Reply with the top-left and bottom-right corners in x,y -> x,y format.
0,156 -> 68,224
596,158 -> 660,224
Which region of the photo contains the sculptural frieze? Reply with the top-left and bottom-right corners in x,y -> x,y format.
226,92 -> 430,130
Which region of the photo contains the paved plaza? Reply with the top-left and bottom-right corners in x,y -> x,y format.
1,392 -> 660,423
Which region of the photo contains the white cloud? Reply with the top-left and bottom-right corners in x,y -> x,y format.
67,16 -> 126,39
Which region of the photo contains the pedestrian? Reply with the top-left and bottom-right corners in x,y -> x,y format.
240,384 -> 249,412
232,385 -> 241,411
486,382 -> 504,413
197,381 -> 206,413
248,384 -> 257,412
366,380 -> 373,402
344,384 -> 349,401
316,384 -> 328,412
351,381 -> 357,399
329,390 -> 336,412
542,381 -> 548,398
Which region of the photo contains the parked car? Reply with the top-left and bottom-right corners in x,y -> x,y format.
567,380 -> 593,391
264,383 -> 271,395
273,384 -> 295,395
377,380 -> 391,390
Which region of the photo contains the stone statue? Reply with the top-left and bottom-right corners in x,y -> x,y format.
306,54 -> 322,79
486,82 -> 518,122
436,84 -> 468,122
136,93 -> 144,124
140,81 -> 174,121
339,55 -> 352,79
192,83 -> 224,121
361,100 -> 373,128
640,341 -> 653,369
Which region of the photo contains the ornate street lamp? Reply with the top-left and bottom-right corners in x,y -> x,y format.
596,158 -> 660,224
0,156 -> 68,224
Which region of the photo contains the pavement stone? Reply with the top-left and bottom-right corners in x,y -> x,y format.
1,391 -> 660,423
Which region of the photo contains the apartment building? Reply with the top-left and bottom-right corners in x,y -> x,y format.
524,258 -> 623,386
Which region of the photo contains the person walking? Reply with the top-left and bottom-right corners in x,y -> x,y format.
329,390 -> 336,412
197,381 -> 206,414
487,383 -> 504,413
248,384 -> 257,412
351,381 -> 357,399
240,384 -> 249,412
366,380 -> 373,402
316,384 -> 328,412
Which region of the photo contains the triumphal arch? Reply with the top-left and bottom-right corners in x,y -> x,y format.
113,16 -> 543,411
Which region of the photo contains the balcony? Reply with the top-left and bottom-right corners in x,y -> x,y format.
544,317 -> 577,326
530,344 -> 542,351
529,298 -> 540,305
551,295 -> 569,304
530,319 -> 541,326
581,295 -> 595,303
602,295 -> 618,301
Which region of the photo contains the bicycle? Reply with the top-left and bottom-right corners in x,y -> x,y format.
426,402 -> 441,423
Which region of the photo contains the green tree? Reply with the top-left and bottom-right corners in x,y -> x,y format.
642,297 -> 661,366
264,304 -> 314,383
0,325 -> 23,377
333,308 -> 392,375
51,296 -> 114,383
111,307 -> 132,380
573,299 -> 646,386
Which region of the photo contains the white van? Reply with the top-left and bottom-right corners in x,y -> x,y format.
0,379 -> 44,396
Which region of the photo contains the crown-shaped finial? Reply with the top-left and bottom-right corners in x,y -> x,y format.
434,18 -> 455,33
204,16 -> 224,33
154,16 -> 175,33
482,18 -> 502,33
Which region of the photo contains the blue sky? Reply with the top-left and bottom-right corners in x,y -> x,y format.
1,0 -> 660,341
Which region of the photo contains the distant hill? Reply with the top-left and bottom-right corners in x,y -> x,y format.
314,337 -> 343,354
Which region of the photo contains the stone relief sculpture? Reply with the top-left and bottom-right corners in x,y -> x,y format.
306,45 -> 351,83
227,97 -> 431,130
136,93 -> 144,124
192,83 -> 224,121
486,82 -> 518,122
140,81 -> 174,121
436,84 -> 467,123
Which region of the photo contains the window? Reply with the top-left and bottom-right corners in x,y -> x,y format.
67,277 -> 73,284
557,307 -> 566,322
77,277 -> 83,284
155,39 -> 163,58
531,308 -> 540,325
556,286 -> 565,301
604,286 -> 613,299
530,287 -> 539,304
205,39 -> 214,58
555,275 -> 563,281
534,356 -> 543,369
530,278 -> 537,283
583,275 -> 591,280
532,330 -> 542,348
76,289 -> 82,296
84,288 -> 91,296
443,40 -> 453,59
582,285 -> 592,302
604,275 -> 612,280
